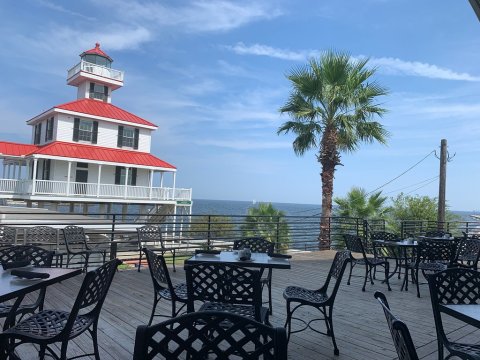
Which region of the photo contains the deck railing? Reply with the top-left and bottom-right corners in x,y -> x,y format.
0,212 -> 478,269
0,179 -> 191,202
67,60 -> 124,82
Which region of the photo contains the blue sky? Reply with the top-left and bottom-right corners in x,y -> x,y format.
1,1 -> 479,210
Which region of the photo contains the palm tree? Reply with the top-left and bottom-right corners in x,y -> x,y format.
278,50 -> 389,249
241,203 -> 290,250
334,187 -> 389,219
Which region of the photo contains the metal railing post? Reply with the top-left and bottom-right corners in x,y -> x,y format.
207,215 -> 212,248
110,214 -> 116,245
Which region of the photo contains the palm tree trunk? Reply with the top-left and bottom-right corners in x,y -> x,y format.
318,126 -> 339,250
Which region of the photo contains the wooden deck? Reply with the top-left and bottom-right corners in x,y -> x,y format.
13,251 -> 480,359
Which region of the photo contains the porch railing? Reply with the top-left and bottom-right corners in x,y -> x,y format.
67,60 -> 124,82
0,179 -> 191,202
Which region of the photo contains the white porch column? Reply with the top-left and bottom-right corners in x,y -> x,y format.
2,161 -> 5,179
7,163 -> 11,179
17,161 -> 22,179
66,161 -> 72,196
172,172 -> 177,200
12,162 -> 16,179
97,164 -> 102,197
149,169 -> 154,199
124,167 -> 129,199
160,171 -> 164,187
32,159 -> 38,195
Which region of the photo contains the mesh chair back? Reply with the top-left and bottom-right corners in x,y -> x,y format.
417,239 -> 456,264
137,225 -> 164,248
370,231 -> 399,242
343,234 -> 366,256
374,292 -> 419,360
0,245 -> 53,267
428,268 -> 480,348
185,263 -> 262,319
143,247 -> 173,292
63,225 -> 87,248
133,311 -> 287,360
233,237 -> 274,254
455,238 -> 480,266
0,226 -> 16,246
71,259 -> 121,316
322,251 -> 351,297
25,226 -> 57,245
424,230 -> 452,238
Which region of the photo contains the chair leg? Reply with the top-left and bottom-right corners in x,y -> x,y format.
148,295 -> 160,326
362,265 -> 369,292
138,251 -> 142,272
84,254 -> 90,273
384,263 -> 391,291
328,306 -> 339,356
415,268 -> 421,298
60,341 -> 68,360
284,301 -> 293,341
172,250 -> 176,272
268,280 -> 273,315
347,261 -> 353,285
92,323 -> 101,360
39,345 -> 47,360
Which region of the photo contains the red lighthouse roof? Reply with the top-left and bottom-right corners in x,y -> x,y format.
80,43 -> 113,62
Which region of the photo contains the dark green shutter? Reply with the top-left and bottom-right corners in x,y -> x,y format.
48,118 -> 54,140
44,120 -> 48,142
35,123 -> 42,145
117,126 -> 123,147
73,118 -> 80,141
114,166 -> 121,185
44,159 -> 51,180
133,128 -> 139,149
131,168 -> 137,186
92,121 -> 98,144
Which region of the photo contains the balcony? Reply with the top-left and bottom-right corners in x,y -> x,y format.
67,60 -> 124,84
0,178 -> 191,203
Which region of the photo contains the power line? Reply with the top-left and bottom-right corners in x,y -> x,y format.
383,176 -> 439,195
405,177 -> 438,195
366,150 -> 435,195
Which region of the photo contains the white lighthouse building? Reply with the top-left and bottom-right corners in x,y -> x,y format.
0,43 -> 192,218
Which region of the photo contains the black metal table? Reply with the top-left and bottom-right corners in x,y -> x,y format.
440,304 -> 480,328
373,240 -> 418,290
0,267 -> 82,329
185,251 -> 291,269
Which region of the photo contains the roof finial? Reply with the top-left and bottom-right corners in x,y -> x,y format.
95,42 -> 100,49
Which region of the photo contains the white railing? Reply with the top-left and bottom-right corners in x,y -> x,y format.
0,178 -> 192,202
67,60 -> 124,82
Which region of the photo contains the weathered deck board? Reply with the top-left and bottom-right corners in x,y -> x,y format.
12,250 -> 480,359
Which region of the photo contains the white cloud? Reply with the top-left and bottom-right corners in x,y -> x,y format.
102,0 -> 282,33
228,42 -> 480,81
368,57 -> 480,81
35,0 -> 96,20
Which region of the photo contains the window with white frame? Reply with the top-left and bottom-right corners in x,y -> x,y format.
78,120 -> 93,142
122,127 -> 134,148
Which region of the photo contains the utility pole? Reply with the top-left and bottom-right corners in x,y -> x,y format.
437,139 -> 447,229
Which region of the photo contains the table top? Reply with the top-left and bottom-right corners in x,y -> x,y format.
373,239 -> 418,247
0,267 -> 82,302
439,304 -> 480,328
417,236 -> 455,241
185,251 -> 291,269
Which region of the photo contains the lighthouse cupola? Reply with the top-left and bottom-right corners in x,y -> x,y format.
66,43 -> 124,103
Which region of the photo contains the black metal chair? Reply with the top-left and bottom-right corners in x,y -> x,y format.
428,268 -> 480,359
0,245 -> 54,324
407,239 -> 457,298
453,238 -> 480,270
0,226 -> 16,248
25,226 -> 64,267
62,225 -> 107,272
374,291 -> 420,360
343,234 -> 391,292
142,247 -> 187,326
133,311 -> 288,360
233,237 -> 275,314
185,262 -> 268,324
283,250 -> 351,355
0,258 -> 121,360
137,225 -> 176,272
